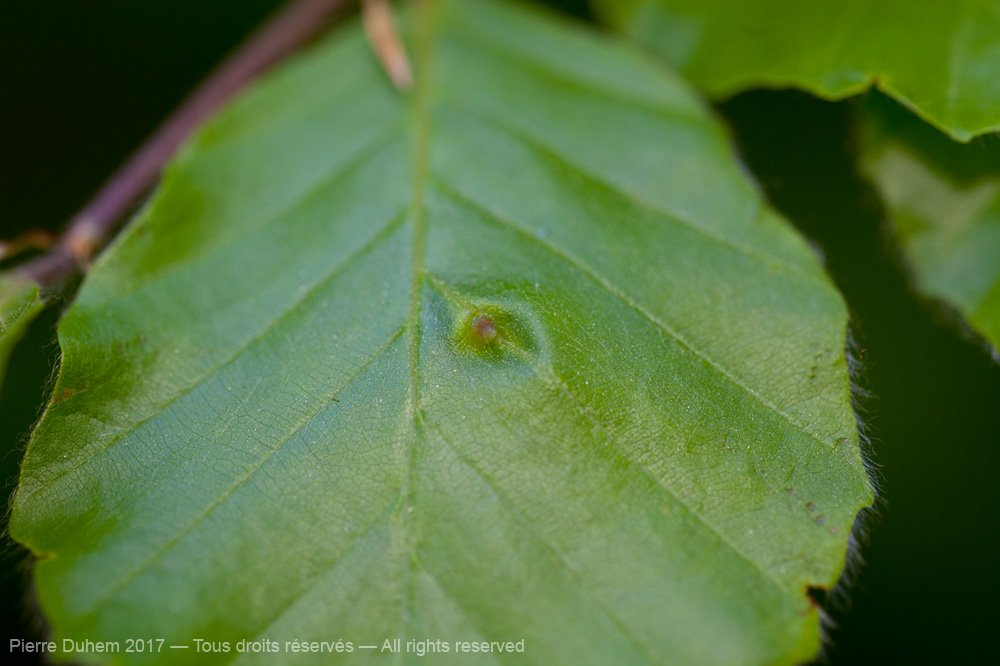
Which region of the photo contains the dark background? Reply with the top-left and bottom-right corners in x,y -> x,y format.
2,1 -> 998,663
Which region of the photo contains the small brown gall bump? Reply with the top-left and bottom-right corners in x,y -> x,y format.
454,306 -> 528,355
471,315 -> 498,344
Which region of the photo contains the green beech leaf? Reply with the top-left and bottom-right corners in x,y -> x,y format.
0,274 -> 43,390
592,0 -> 1000,141
11,1 -> 872,663
860,93 -> 1000,356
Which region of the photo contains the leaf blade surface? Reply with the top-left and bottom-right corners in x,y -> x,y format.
12,1 -> 872,664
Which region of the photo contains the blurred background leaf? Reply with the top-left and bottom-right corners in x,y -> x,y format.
0,300 -> 59,661
858,92 -> 1000,357
0,277 -> 44,384
592,0 -> 1000,141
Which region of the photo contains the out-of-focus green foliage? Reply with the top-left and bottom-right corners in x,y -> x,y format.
593,0 -> 1000,141
0,275 -> 43,390
860,93 -> 1000,355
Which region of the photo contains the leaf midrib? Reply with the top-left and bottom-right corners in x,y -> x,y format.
395,0 -> 441,653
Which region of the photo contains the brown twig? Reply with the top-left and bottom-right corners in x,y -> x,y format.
17,0 -> 354,287
0,229 -> 58,262
363,0 -> 413,90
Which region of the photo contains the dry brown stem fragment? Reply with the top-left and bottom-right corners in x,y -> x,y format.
363,0 -> 413,90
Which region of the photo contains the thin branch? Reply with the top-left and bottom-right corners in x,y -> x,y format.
363,0 -> 413,90
0,229 -> 58,262
18,0 -> 354,287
